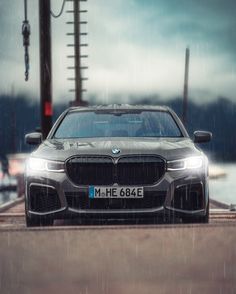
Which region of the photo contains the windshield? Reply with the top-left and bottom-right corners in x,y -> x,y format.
53,110 -> 183,139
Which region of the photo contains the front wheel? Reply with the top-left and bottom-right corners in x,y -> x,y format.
182,201 -> 209,224
26,215 -> 54,227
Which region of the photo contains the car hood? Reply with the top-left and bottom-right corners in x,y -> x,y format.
31,137 -> 201,161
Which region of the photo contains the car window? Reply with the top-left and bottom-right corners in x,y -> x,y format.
53,110 -> 183,138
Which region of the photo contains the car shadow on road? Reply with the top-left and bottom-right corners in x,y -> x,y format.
54,217 -> 183,226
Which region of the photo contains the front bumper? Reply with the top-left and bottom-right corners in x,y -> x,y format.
25,168 -> 209,220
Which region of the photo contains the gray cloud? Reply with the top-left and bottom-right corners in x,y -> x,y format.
0,0 -> 235,103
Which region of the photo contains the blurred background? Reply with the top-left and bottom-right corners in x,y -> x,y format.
0,0 -> 236,207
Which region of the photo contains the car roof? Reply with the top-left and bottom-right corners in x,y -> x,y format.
68,104 -> 170,113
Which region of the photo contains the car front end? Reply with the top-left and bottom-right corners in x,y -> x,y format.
25,105 -> 211,226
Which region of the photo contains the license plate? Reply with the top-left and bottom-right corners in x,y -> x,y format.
89,186 -> 144,199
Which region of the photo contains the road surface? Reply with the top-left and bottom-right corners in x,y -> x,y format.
0,200 -> 236,294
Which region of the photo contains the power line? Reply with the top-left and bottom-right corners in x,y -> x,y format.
50,0 -> 66,18
24,0 -> 28,20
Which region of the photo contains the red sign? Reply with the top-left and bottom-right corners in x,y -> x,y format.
44,102 -> 53,116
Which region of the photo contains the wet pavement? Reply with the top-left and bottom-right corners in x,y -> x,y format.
0,201 -> 236,294
1,222 -> 236,294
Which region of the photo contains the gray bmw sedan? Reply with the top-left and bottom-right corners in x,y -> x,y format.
25,105 -> 212,226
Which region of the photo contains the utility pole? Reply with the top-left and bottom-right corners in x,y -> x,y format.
67,0 -> 88,106
11,85 -> 16,154
182,47 -> 190,126
74,0 -> 82,105
39,0 -> 53,139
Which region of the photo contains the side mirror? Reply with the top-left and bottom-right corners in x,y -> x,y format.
25,132 -> 42,145
194,131 -> 212,143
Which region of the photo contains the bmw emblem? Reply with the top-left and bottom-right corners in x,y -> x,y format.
112,148 -> 121,155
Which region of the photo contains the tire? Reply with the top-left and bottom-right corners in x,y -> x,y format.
199,200 -> 210,223
182,201 -> 209,224
26,215 -> 54,227
25,195 -> 54,227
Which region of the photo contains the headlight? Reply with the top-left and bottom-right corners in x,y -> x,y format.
27,158 -> 65,172
167,156 -> 204,171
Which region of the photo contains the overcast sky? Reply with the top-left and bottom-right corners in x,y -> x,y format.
0,0 -> 236,104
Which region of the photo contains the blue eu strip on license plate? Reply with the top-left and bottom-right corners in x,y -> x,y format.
89,186 -> 144,199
